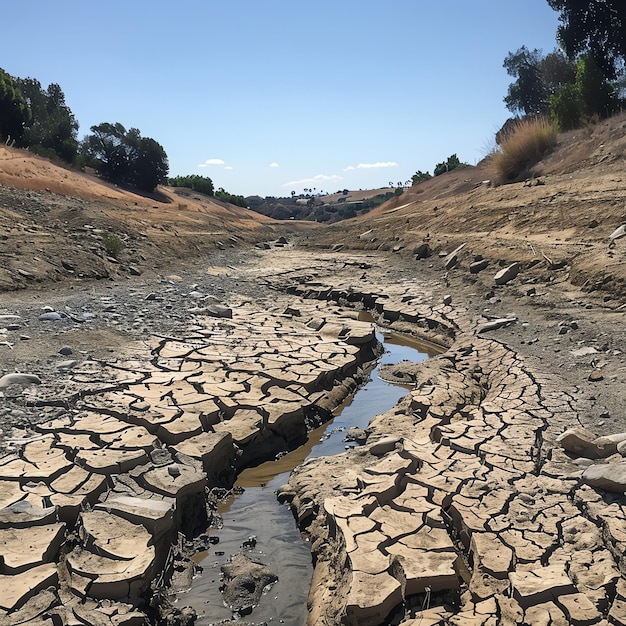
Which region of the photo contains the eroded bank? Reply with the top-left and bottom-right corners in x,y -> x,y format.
0,248 -> 625,626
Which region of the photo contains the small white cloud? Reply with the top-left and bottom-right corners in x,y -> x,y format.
198,158 -> 226,167
270,162 -> 280,168
282,173 -> 342,187
224,166 -> 234,170
356,161 -> 398,169
343,165 -> 355,171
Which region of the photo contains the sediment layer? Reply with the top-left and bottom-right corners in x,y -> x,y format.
277,275 -> 626,626
0,293 -> 382,623
1,248 -> 625,625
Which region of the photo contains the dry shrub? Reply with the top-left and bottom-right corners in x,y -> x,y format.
488,117 -> 558,184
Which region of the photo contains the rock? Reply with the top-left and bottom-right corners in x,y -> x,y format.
220,553 -> 278,615
608,224 -> 626,240
414,243 -> 432,259
494,262 -> 520,285
367,436 -> 402,456
345,427 -> 367,444
556,428 -> 609,459
478,318 -> 517,333
469,259 -> 489,274
443,295 -> 452,306
570,346 -> 598,357
0,373 -> 42,389
581,462 -> 626,493
38,312 -> 65,321
443,243 -> 466,270
592,433 -> 626,457
58,346 -> 73,356
588,370 -> 604,382
205,303 -> 232,319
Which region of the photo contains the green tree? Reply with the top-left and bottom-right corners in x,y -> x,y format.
15,78 -> 79,163
503,47 -> 547,116
547,0 -> 626,79
81,123 -> 168,191
0,68 -> 30,143
550,54 -> 617,129
503,48 -> 578,118
541,50 -> 577,98
129,136 -> 168,191
550,83 -> 582,130
169,174 -> 214,196
81,122 -> 129,180
434,154 -> 468,176
576,54 -> 618,119
215,188 -> 248,208
411,170 -> 432,185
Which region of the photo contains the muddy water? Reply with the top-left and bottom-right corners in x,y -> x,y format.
178,330 -> 434,624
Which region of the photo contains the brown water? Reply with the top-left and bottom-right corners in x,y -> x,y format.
177,329 -> 434,624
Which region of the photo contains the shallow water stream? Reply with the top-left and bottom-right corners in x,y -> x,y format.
177,329 -> 432,624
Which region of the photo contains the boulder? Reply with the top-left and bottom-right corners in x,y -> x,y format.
443,243 -> 466,270
221,554 -> 278,615
494,262 -> 520,285
557,428 -> 609,459
414,243 -> 433,259
581,462 -> 626,493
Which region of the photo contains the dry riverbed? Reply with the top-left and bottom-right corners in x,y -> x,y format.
0,244 -> 626,625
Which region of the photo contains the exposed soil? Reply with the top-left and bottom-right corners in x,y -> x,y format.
3,116 -> 625,435
2,114 -> 626,624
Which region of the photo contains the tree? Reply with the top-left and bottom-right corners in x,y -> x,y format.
0,68 -> 30,143
550,53 -> 618,129
411,170 -> 432,185
15,78 -> 79,163
503,47 -> 547,116
169,174 -> 214,196
547,0 -> 626,80
576,54 -> 618,119
434,154 -> 468,176
215,187 -> 248,208
81,123 -> 168,191
503,48 -> 580,119
541,50 -> 577,98
129,136 -> 169,191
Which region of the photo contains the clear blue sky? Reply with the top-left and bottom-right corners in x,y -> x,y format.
2,1 -> 561,197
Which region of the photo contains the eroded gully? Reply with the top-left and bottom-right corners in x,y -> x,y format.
175,329 -> 435,624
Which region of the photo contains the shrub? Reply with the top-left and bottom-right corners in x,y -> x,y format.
488,117 -> 557,184
103,234 -> 123,258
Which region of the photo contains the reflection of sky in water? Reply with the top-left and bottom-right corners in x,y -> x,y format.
187,330 -> 430,625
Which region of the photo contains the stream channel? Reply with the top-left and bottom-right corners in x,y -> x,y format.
175,328 -> 435,624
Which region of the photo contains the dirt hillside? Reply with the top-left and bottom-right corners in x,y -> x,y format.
303,113 -> 626,306
1,114 -> 626,304
0,145 -> 304,291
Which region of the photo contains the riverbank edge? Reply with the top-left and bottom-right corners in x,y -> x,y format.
276,276 -> 626,625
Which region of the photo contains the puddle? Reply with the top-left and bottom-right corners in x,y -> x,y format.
176,329 -> 434,624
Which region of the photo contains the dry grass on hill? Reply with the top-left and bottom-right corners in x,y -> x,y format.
2,112 -> 626,301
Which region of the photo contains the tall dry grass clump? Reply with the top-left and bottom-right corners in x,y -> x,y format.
489,117 -> 558,184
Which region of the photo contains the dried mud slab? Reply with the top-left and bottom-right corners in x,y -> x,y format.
276,273 -> 626,626
0,292 -> 382,622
